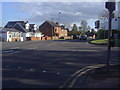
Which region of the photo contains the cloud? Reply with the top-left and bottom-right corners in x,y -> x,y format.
16,2 -> 105,26
3,0 -> 119,2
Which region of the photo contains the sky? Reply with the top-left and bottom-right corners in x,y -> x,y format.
1,1 -> 115,30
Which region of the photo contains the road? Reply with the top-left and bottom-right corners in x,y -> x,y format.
2,39 -> 119,88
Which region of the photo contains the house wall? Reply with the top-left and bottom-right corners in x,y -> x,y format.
34,33 -> 43,38
59,29 -> 68,37
54,27 -> 68,37
7,32 -> 12,42
0,32 -> 7,41
39,22 -> 53,37
22,33 -> 27,41
26,32 -> 33,37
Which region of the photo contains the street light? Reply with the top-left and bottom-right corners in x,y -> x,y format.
105,0 -> 116,71
58,11 -> 61,23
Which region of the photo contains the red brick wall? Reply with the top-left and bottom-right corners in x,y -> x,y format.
31,37 -> 40,41
42,37 -> 52,40
41,37 -> 46,40
12,38 -> 20,41
52,36 -> 59,40
46,37 -> 52,40
64,36 -> 73,39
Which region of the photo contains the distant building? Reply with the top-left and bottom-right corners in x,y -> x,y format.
0,28 -> 22,42
4,21 -> 43,41
39,21 -> 68,38
85,31 -> 96,39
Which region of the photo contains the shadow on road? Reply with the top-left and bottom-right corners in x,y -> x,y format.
53,39 -> 88,42
2,48 -> 119,88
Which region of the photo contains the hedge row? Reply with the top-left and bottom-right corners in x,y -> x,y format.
97,29 -> 120,39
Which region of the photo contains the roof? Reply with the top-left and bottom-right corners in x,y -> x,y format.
13,23 -> 27,33
46,21 -> 60,27
35,29 -> 41,33
4,21 -> 26,28
0,28 -> 20,32
4,21 -> 29,33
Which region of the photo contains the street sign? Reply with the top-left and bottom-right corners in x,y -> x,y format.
105,1 -> 116,71
105,2 -> 116,12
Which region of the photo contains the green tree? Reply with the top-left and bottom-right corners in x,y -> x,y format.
70,23 -> 79,35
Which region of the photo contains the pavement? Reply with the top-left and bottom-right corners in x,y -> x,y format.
72,64 -> 120,88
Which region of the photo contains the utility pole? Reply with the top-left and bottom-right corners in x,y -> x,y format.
105,0 -> 116,71
58,11 -> 61,23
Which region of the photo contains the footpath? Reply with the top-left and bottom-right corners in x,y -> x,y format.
73,64 -> 120,88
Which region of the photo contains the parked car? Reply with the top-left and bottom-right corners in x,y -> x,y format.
80,36 -> 87,40
87,36 -> 93,40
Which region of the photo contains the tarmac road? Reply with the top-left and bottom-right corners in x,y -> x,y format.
2,39 -> 119,88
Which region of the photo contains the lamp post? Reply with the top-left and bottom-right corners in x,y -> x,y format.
105,0 -> 116,71
58,11 -> 61,23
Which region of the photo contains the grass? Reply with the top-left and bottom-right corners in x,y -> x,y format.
59,39 -> 66,40
90,38 -> 120,47
90,39 -> 108,44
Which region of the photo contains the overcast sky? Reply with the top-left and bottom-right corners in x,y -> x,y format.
1,1 -> 110,29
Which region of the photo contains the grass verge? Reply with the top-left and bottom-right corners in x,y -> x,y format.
89,39 -> 120,47
89,39 -> 108,45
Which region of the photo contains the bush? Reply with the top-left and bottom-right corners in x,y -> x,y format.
97,29 -> 120,39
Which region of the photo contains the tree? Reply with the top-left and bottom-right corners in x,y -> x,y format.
99,10 -> 109,21
99,10 -> 117,21
79,20 -> 91,35
70,23 -> 79,35
80,20 -> 89,31
91,29 -> 96,33
88,25 -> 91,31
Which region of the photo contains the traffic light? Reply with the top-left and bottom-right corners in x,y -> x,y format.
95,20 -> 100,29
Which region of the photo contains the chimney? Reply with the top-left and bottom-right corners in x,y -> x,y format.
56,22 -> 59,24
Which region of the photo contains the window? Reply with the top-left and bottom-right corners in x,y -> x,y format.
115,19 -> 117,21
9,35 -> 11,38
55,28 -> 57,32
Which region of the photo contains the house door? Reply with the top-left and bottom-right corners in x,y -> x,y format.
20,37 -> 24,41
8,34 -> 12,42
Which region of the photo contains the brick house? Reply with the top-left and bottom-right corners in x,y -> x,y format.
39,21 -> 68,39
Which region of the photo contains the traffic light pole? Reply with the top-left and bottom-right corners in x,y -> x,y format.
107,10 -> 112,71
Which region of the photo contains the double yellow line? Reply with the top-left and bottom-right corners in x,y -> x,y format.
59,64 -> 106,88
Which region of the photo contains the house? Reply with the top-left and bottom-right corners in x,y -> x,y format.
85,31 -> 96,39
4,21 -> 43,41
39,21 -> 68,39
0,27 -> 23,42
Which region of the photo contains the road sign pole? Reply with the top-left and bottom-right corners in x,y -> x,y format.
105,0 -> 116,71
107,11 -> 112,71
